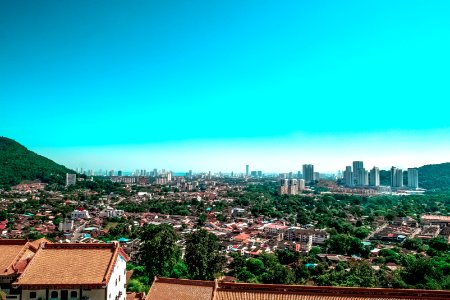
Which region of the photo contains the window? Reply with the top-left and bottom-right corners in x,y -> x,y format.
51,291 -> 58,299
30,292 -> 37,299
70,291 -> 77,298
118,275 -> 121,282
115,279 -> 117,286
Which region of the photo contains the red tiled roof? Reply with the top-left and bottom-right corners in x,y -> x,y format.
146,278 -> 215,300
0,239 -> 30,276
146,278 -> 450,300
14,242 -> 129,288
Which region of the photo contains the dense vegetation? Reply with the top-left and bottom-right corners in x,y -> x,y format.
0,137 -> 75,188
379,163 -> 450,192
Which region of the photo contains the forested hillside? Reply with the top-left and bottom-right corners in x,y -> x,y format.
0,137 -> 75,188
379,163 -> 450,192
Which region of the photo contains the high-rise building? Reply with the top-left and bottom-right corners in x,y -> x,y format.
287,179 -> 298,195
118,170 -> 123,176
353,161 -> 364,173
343,166 -> 353,186
297,171 -> 302,179
246,165 -> 249,177
352,161 -> 365,186
355,168 -> 368,186
391,167 -> 403,188
369,167 -> 380,187
279,179 -> 300,195
109,170 -> 115,177
302,164 -> 314,183
66,173 -> 76,187
298,179 -> 306,191
408,168 -> 419,189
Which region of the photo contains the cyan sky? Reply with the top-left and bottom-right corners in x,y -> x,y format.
1,1 -> 450,172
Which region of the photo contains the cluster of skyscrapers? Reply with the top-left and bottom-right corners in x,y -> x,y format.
342,161 -> 419,190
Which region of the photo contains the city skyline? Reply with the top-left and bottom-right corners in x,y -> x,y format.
2,1 -> 450,171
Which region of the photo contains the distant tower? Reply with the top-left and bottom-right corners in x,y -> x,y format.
298,179 -> 306,191
408,168 -> 419,189
369,167 -> 380,187
391,167 -> 403,188
118,170 -> 123,176
302,164 -> 314,183
343,166 -> 353,186
246,165 -> 249,177
66,173 -> 76,187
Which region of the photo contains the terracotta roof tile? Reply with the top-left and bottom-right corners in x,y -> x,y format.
14,242 -> 128,288
147,278 -> 214,300
0,239 -> 29,275
146,278 -> 450,300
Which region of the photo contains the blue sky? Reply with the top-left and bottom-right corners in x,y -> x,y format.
1,0 -> 450,173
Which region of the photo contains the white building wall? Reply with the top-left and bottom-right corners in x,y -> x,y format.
106,254 -> 127,300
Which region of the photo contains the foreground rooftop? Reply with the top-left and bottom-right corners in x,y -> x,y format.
147,277 -> 450,300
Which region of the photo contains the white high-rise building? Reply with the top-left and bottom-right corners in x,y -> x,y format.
369,167 -> 380,187
408,168 -> 419,189
391,167 -> 403,188
355,168 -> 368,186
298,179 -> 306,191
66,173 -> 76,187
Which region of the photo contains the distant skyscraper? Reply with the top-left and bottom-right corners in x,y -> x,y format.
408,168 -> 419,189
314,172 -> 320,181
246,165 -> 249,177
66,173 -> 76,187
109,170 -> 114,177
391,167 -> 403,188
298,179 -> 306,191
369,167 -> 380,187
355,168 -> 368,186
279,179 -> 299,195
118,170 -> 123,176
343,166 -> 353,186
302,164 -> 314,183
353,161 -> 364,172
352,161 -> 365,186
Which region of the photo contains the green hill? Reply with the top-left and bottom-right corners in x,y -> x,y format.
0,137 -> 75,188
380,163 -> 450,192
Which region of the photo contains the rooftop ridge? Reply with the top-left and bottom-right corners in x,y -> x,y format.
13,243 -> 44,282
156,277 -> 216,287
3,241 -> 31,274
216,282 -> 450,298
44,242 -> 116,249
102,242 -> 120,286
0,239 -> 28,245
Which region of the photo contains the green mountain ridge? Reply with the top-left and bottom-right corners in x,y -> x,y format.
1,137 -> 449,192
377,164 -> 450,192
0,137 -> 75,188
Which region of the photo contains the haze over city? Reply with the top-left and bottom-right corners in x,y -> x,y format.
2,1 -> 450,172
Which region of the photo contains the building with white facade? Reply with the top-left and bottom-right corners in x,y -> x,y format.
391,167 -> 403,188
408,168 -> 419,189
71,208 -> 91,220
13,242 -> 129,300
369,167 -> 380,187
66,173 -> 76,187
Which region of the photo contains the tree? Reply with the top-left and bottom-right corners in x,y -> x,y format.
138,224 -> 181,281
184,229 -> 226,280
246,258 -> 265,276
